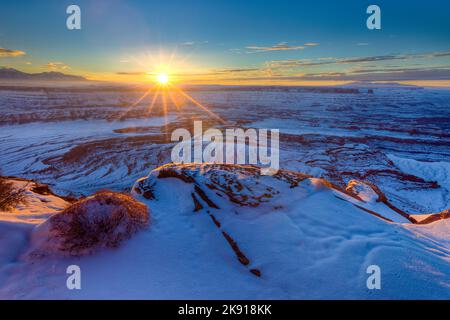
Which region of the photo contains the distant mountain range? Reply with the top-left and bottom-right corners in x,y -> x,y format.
0,67 -> 86,81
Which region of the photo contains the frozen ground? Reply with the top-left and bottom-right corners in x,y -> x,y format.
0,84 -> 449,299
1,85 -> 449,213
0,164 -> 449,299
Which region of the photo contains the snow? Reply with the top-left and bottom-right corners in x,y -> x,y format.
0,86 -> 449,299
388,154 -> 450,212
1,86 -> 449,213
0,164 -> 448,299
0,179 -> 70,292
346,180 -> 379,203
388,154 -> 450,191
0,179 -> 69,224
406,219 -> 450,252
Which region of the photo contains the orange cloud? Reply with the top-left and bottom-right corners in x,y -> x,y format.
0,48 -> 26,58
44,62 -> 71,71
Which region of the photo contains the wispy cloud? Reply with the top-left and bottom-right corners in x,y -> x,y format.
349,66 -> 450,74
245,42 -> 319,53
302,67 -> 450,81
116,68 -> 261,77
0,48 -> 26,58
44,62 -> 70,71
246,42 -> 305,53
229,48 -> 243,54
182,41 -> 209,46
113,50 -> 450,83
267,51 -> 450,68
212,68 -> 260,74
218,67 -> 450,82
116,71 -> 145,75
431,51 -> 450,57
225,50 -> 450,82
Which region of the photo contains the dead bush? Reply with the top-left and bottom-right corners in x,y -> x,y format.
0,175 -> 26,211
29,190 -> 150,257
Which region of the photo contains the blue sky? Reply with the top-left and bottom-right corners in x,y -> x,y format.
1,0 -> 450,84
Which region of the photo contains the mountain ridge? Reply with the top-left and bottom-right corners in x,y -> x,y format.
0,67 -> 86,81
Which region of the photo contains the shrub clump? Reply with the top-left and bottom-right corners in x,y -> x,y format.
29,190 -> 150,257
0,176 -> 26,211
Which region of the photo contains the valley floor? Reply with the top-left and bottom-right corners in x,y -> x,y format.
0,85 -> 449,299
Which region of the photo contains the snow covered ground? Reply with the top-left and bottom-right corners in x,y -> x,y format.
1,85 -> 449,212
0,164 -> 449,299
0,84 -> 449,299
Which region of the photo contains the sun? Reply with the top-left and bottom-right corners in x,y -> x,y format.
121,55 -> 226,124
156,73 -> 169,85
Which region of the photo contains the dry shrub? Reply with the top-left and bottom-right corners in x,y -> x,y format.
29,190 -> 150,257
0,176 -> 26,211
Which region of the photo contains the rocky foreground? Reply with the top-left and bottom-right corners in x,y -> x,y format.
0,163 -> 449,299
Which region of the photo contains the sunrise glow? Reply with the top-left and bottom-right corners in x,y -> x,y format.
156,73 -> 169,85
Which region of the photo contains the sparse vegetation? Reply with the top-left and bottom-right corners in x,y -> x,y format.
29,190 -> 150,257
0,172 -> 26,211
